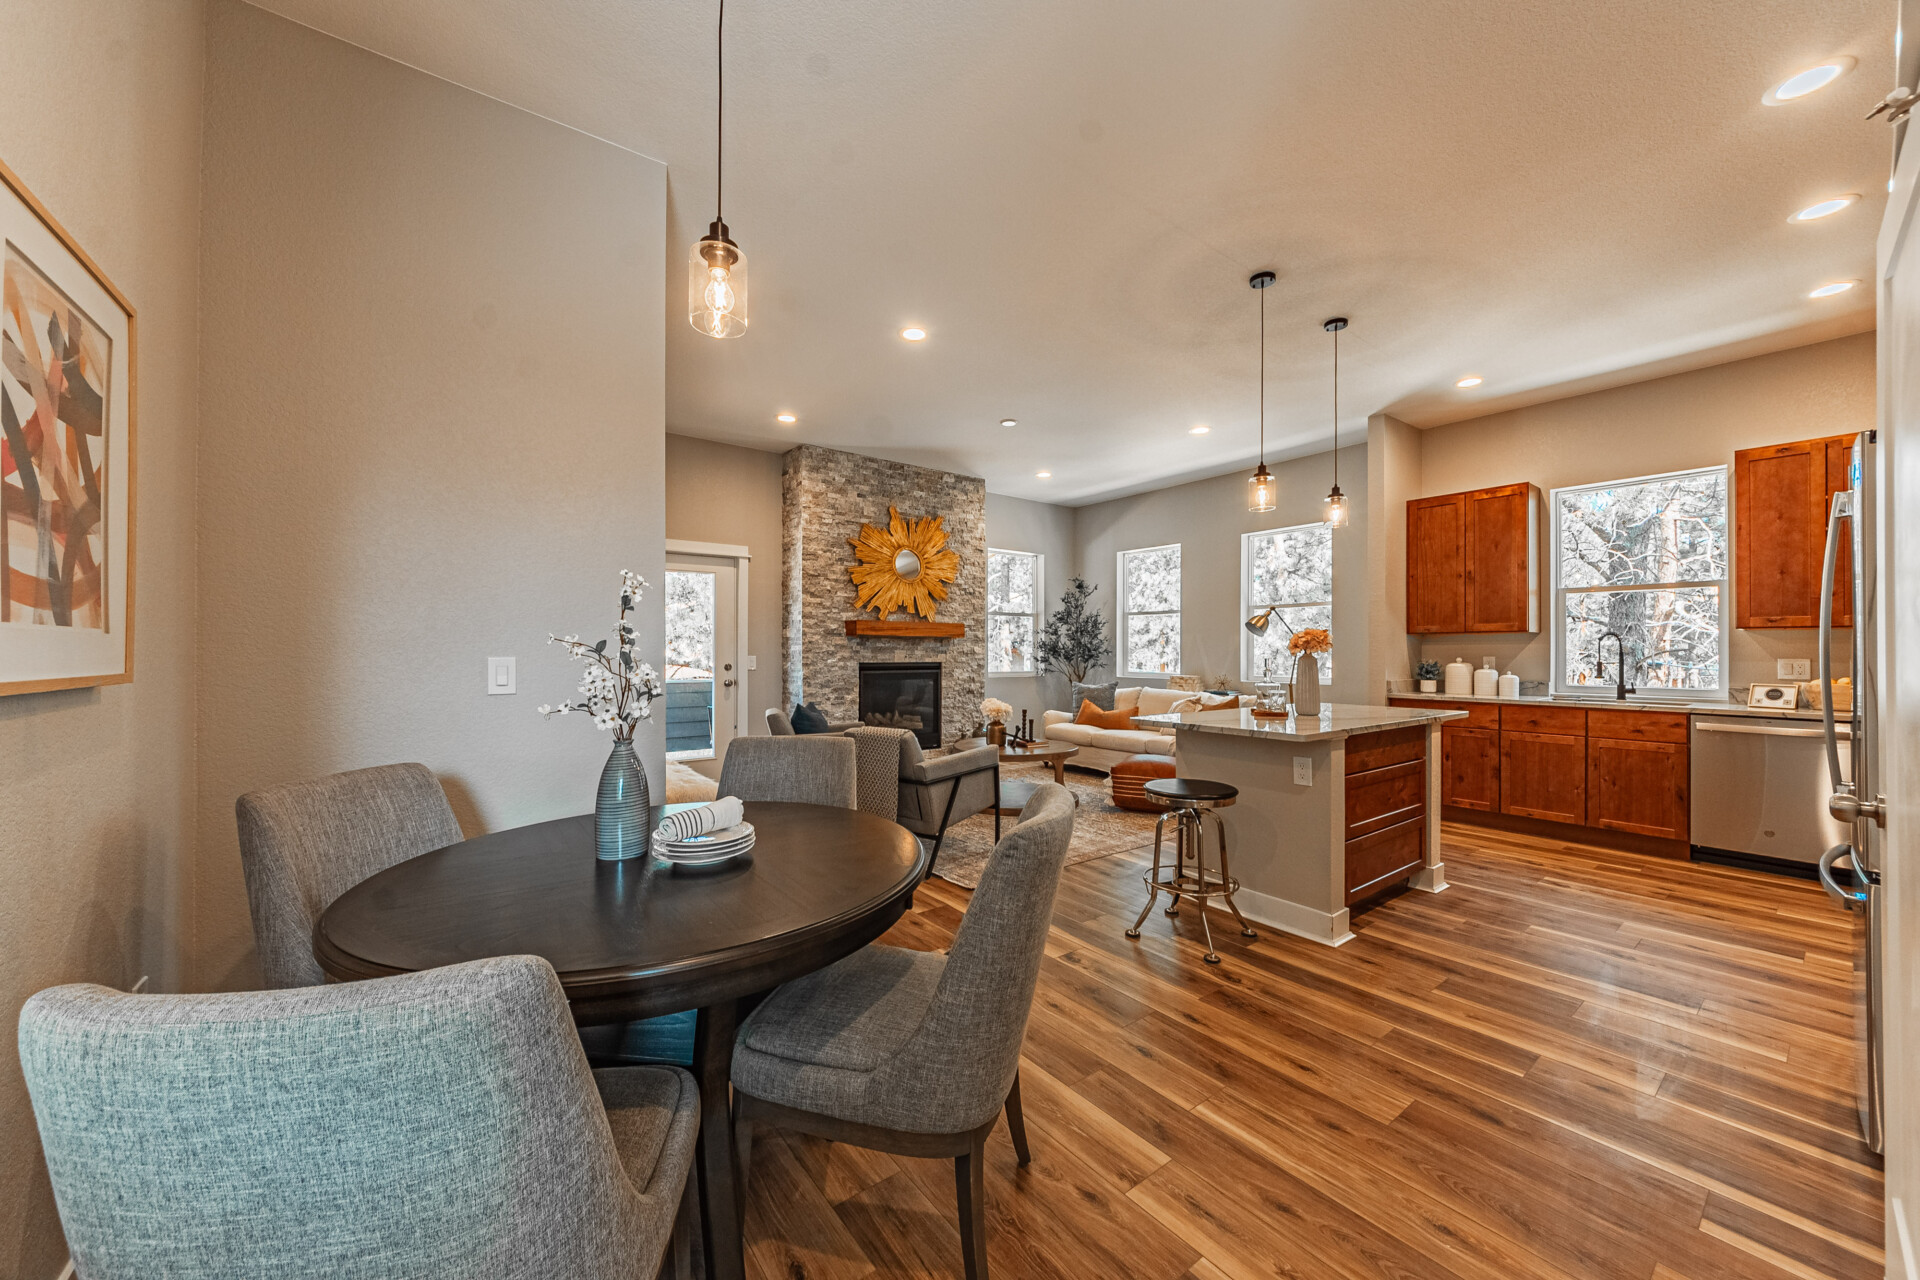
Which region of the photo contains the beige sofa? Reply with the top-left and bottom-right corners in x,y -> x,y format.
1042,686 -> 1198,772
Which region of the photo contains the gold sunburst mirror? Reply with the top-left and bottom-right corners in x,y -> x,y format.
848,506 -> 960,620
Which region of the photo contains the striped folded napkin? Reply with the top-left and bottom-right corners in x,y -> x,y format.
654,796 -> 744,844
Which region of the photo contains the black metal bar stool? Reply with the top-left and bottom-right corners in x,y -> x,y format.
1127,777 -> 1257,964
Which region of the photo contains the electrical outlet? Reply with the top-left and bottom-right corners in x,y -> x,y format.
487,656 -> 516,695
1292,757 -> 1313,786
1778,658 -> 1811,681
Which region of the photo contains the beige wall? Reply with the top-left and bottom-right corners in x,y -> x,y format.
984,493 -> 1077,715
0,2 -> 205,1274
1412,333 -> 1875,691
663,434 -> 785,731
1073,445 -> 1370,705
194,0 -> 666,990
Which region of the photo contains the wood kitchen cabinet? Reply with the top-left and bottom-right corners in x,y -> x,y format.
1500,705 -> 1586,825
1585,709 -> 1688,841
1443,728 -> 1500,811
1407,483 -> 1539,634
1734,432 -> 1857,628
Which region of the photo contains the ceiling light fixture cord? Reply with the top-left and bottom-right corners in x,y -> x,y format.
1331,321 -> 1338,485
1259,285 -> 1266,463
715,0 -> 724,223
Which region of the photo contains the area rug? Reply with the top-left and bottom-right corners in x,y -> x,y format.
929,770 -> 1158,889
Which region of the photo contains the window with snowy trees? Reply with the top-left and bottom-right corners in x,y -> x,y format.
1242,523 -> 1333,683
987,549 -> 1041,673
1119,544 -> 1181,676
1551,467 -> 1728,698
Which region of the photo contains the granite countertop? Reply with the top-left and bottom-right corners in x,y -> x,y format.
1133,703 -> 1466,744
1384,690 -> 1834,722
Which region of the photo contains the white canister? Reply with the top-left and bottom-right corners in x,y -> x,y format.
1444,657 -> 1473,697
1497,671 -> 1520,699
1473,657 -> 1498,699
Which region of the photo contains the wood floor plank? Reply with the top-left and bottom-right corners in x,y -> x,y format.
734,822 -> 1881,1280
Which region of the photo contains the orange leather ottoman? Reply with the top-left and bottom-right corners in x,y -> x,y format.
1110,754 -> 1176,811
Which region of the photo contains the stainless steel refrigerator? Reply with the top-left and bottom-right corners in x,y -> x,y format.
1816,430 -> 1886,1154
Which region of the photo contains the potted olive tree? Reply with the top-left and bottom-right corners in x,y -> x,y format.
1034,576 -> 1112,684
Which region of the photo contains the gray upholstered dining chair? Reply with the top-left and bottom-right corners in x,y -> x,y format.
19,955 -> 700,1280
764,706 -> 858,735
730,783 -> 1076,1280
235,762 -> 463,988
845,726 -> 999,865
717,734 -> 857,807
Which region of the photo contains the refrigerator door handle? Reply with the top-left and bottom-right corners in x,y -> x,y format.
1818,844 -> 1867,909
1819,490 -> 1850,797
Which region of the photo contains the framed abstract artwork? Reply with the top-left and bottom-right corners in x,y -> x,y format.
0,157 -> 135,696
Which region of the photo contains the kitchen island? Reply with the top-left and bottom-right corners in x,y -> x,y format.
1133,703 -> 1465,946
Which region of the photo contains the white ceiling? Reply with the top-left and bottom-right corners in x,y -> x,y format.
249,0 -> 1887,504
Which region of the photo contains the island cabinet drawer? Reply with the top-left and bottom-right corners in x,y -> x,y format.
1501,704 -> 1586,736
1346,759 -> 1426,840
1586,708 -> 1688,743
1345,725 -> 1427,775
1346,818 -> 1425,904
1390,698 -> 1498,729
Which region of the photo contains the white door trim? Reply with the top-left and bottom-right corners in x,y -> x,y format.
665,542 -> 752,748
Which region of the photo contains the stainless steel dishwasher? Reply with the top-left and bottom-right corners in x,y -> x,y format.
1691,716 -> 1851,870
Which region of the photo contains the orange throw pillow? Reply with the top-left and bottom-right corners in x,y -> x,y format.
1074,699 -> 1136,730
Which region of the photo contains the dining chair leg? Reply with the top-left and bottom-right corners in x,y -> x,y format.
733,1101 -> 755,1196
955,1129 -> 990,1280
692,1001 -> 746,1280
1004,1070 -> 1031,1167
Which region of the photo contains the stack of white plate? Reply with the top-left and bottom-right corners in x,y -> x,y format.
656,822 -> 755,868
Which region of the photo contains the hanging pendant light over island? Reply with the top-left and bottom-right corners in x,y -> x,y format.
1322,316 -> 1349,528
1247,270 -> 1277,513
690,0 -> 748,338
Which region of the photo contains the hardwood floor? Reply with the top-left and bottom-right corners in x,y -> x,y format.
740,821 -> 1885,1280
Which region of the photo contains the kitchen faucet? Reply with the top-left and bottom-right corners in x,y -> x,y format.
1597,631 -> 1636,701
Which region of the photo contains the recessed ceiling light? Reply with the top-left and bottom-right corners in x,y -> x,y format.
1189,425 -> 1210,435
1763,58 -> 1854,105
900,327 -> 927,341
1000,418 -> 1018,427
776,412 -> 797,424
1809,281 -> 1858,298
1455,375 -> 1483,388
1036,470 -> 1051,478
1791,195 -> 1859,222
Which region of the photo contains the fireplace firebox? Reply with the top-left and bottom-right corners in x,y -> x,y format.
857,662 -> 943,749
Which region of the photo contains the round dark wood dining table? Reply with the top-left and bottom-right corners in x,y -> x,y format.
314,801 -> 927,1280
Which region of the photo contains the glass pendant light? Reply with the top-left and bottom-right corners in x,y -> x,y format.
690,0 -> 748,338
1322,316 -> 1349,528
1247,270 -> 1278,512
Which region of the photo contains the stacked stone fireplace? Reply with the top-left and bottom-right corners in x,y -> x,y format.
782,445 -> 986,746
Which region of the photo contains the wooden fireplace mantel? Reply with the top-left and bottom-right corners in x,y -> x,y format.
844,619 -> 966,638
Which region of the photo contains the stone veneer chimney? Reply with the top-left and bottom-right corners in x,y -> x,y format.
781,444 -> 987,743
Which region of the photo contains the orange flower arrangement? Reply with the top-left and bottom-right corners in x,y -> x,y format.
1287,627 -> 1332,656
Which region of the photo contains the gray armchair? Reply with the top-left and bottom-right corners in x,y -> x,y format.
19,956 -> 700,1280
236,762 -> 464,988
844,727 -> 999,869
764,706 -> 858,735
730,784 -> 1076,1280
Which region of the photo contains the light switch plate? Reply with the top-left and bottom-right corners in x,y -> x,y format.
487,656 -> 516,695
747,655 -> 757,671
1777,658 -> 1811,681
1292,757 -> 1313,786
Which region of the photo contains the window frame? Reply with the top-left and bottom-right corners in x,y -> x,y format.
985,548 -> 1044,676
1240,522 -> 1334,684
1117,543 -> 1182,678
1548,464 -> 1730,702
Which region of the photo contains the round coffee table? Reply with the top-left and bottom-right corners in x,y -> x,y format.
994,740 -> 1079,814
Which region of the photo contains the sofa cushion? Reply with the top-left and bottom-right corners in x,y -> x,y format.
1135,687 -> 1190,715
1112,687 -> 1143,711
1046,722 -> 1172,756
1070,681 -> 1117,711
1074,700 -> 1135,730
1172,693 -> 1241,712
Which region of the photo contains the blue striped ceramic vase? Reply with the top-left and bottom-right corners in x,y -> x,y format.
595,738 -> 651,861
